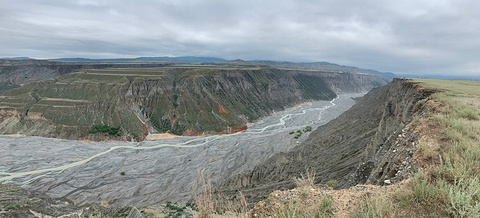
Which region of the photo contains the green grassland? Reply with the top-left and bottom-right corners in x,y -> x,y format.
414,79 -> 480,96
412,79 -> 480,217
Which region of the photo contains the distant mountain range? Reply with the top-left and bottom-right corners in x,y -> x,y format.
1,56 -> 396,78
2,56 -> 479,80
47,56 -> 228,63
0,57 -> 32,60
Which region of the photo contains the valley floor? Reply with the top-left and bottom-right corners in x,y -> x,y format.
0,93 -> 362,209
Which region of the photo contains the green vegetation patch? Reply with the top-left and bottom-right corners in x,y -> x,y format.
291,126 -> 312,139
414,79 -> 480,96
89,124 -> 121,136
164,201 -> 188,217
326,179 -> 338,189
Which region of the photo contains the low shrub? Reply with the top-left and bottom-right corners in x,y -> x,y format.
355,191 -> 396,218
326,179 -> 338,189
89,124 -> 121,136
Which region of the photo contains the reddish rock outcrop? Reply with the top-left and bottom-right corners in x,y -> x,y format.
139,124 -> 149,142
216,104 -> 229,114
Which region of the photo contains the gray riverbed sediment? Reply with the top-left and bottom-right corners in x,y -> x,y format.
0,93 -> 362,207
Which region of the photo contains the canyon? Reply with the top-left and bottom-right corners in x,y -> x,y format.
217,78 -> 435,202
0,62 -> 390,141
2,75 -> 477,217
0,59 -> 414,217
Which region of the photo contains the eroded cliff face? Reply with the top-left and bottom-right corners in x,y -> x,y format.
350,80 -> 437,186
0,66 -> 389,141
216,78 -> 433,202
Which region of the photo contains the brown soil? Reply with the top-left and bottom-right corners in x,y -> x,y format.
146,133 -> 179,140
250,183 -> 400,217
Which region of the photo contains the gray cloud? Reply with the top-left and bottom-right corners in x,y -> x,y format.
1,0 -> 479,75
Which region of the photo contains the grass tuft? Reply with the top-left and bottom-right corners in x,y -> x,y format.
326,179 -> 338,189
355,191 -> 396,218
317,195 -> 334,217
293,168 -> 316,188
413,98 -> 428,112
194,175 -> 248,217
445,177 -> 480,217
276,200 -> 301,218
412,171 -> 443,204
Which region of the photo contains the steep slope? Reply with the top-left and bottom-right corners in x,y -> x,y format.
217,78 -> 433,201
0,66 -> 389,140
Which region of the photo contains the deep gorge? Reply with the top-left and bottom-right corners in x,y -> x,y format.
217,78 -> 435,203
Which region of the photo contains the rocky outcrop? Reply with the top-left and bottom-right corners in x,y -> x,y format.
216,78 -> 434,202
0,66 -> 389,141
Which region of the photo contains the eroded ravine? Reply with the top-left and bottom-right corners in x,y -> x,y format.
0,93 -> 362,207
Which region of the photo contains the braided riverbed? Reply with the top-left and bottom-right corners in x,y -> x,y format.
0,93 -> 362,207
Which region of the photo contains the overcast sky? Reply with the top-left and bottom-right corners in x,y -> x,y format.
1,0 -> 479,75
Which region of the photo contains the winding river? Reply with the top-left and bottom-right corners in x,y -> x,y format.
0,93 -> 363,207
